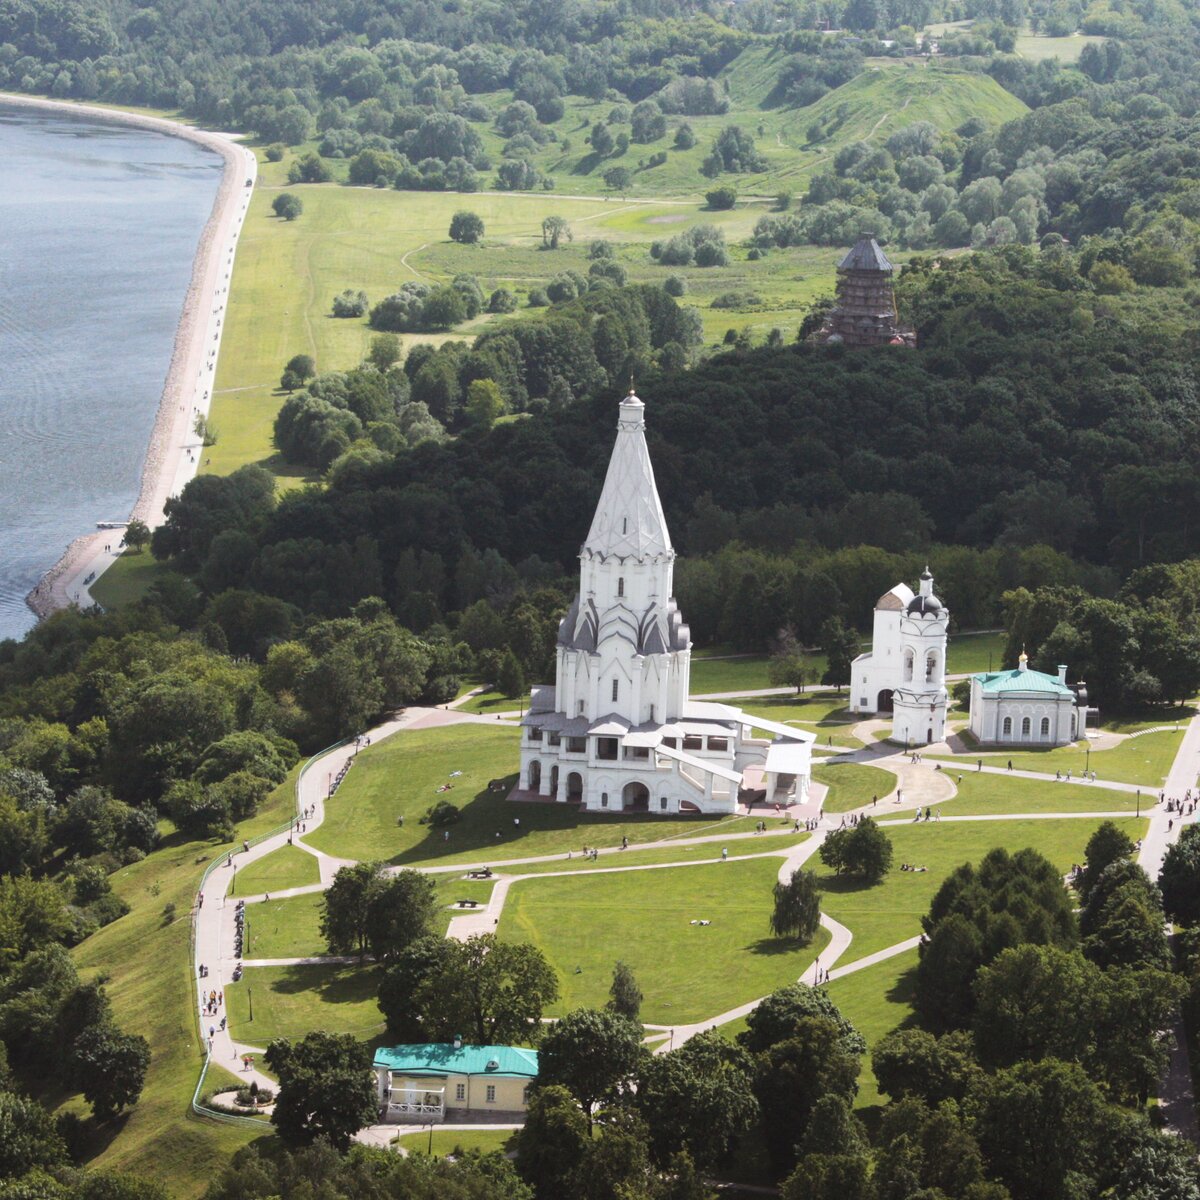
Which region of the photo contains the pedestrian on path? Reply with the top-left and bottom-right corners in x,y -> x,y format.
721,847 -> 728,861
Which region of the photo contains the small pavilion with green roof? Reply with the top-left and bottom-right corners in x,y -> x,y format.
968,651 -> 1088,747
373,1042 -> 539,1123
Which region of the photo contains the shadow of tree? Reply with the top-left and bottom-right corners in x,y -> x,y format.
747,935 -> 812,957
269,962 -> 381,1004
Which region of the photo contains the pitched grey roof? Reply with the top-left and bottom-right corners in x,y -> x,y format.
839,234 -> 893,273
582,391 -> 672,561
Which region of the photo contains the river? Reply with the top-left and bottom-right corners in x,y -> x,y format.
0,104 -> 222,642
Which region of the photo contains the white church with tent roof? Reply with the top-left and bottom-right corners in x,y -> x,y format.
515,388 -> 811,815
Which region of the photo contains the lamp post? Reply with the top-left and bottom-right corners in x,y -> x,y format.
1086,743 -> 1091,775
248,987 -> 253,1022
427,1121 -> 434,1155
1136,790 -> 1141,818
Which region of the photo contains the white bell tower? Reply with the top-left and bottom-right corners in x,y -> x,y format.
891,568 -> 949,746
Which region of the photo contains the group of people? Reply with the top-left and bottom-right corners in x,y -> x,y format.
899,862 -> 929,872
912,806 -> 940,822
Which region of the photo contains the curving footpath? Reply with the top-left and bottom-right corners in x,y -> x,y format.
191,704 -> 1200,1133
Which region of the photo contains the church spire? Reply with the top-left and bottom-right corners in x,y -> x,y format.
582,387 -> 673,561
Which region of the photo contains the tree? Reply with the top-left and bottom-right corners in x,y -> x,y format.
769,627 -> 810,694
265,1031 -> 377,1149
272,192 -> 303,221
541,216 -> 572,250
871,1028 -> 981,1104
367,334 -> 401,371
1077,821 -> 1135,905
320,862 -> 381,956
332,289 -> 368,317
363,870 -> 437,961
466,379 -> 507,431
536,1009 -> 644,1127
818,617 -> 859,692
739,984 -> 866,1057
74,1024 -> 150,1120
590,122 -> 614,156
0,1090 -> 66,1179
516,1084 -> 589,1197
753,1018 -> 861,1173
818,818 -> 892,883
280,353 -> 316,391
770,868 -> 821,942
603,167 -> 632,194
449,211 -> 484,244
1159,825 -> 1200,925
636,1032 -> 758,1169
122,518 -> 150,553
496,649 -> 525,696
607,961 -> 642,1020
407,935 -> 559,1044
705,187 -> 737,210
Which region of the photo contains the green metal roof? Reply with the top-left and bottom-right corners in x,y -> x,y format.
973,668 -> 1072,696
373,1044 -> 539,1078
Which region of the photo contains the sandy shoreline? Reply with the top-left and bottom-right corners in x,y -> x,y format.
2,94 -> 257,621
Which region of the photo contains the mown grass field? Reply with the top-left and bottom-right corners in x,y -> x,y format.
307,723 -> 740,866
67,769 -> 300,1195
225,962 -> 384,1045
814,761 -> 897,812
826,947 -> 920,1109
499,833 -> 808,875
499,857 -> 830,1024
931,727 -> 1184,787
945,630 -> 1006,675
941,771 -> 1143,814
396,1129 -> 517,1156
232,843 -> 321,895
818,815 -> 1148,963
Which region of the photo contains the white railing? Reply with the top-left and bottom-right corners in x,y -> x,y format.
388,1101 -> 445,1119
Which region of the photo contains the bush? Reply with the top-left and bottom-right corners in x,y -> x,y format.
449,211 -> 484,244
487,288 -> 518,313
527,288 -> 549,307
705,186 -> 737,210
271,193 -> 303,221
712,290 -> 762,308
664,275 -> 687,297
265,143 -> 285,162
287,152 -> 332,184
331,289 -> 368,318
674,123 -> 696,149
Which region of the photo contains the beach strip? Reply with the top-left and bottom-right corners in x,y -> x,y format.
4,94 -> 257,620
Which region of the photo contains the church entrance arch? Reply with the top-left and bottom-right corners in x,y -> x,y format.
877,689 -> 894,714
549,766 -> 559,797
622,782 -> 650,812
566,772 -> 583,803
528,761 -> 541,791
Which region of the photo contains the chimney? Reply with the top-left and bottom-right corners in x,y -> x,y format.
1058,665 -> 1068,685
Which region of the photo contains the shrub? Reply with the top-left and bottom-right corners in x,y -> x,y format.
664,275 -> 687,297
265,143 -> 285,162
527,288 -> 549,307
331,289 -> 368,318
705,186 -> 737,210
449,211 -> 485,244
712,290 -> 762,308
487,288 -> 518,313
271,193 -> 303,221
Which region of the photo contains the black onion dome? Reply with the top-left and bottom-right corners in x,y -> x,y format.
907,594 -> 942,616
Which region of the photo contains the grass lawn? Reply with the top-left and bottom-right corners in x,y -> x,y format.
66,768 -> 301,1195
1015,30 -> 1106,62
232,843 -> 321,896
825,947 -> 920,1110
499,858 -> 829,1025
245,892 -> 324,959
931,728 -> 1183,787
89,550 -> 172,610
690,655 -> 775,694
499,834 -> 809,876
945,631 -> 1006,676
225,962 -> 384,1045
456,689 -> 522,715
819,816 -> 1148,963
735,692 -> 863,748
308,724 -> 745,866
396,1129 -> 517,1156
942,772 -> 1143,814
814,762 -> 897,813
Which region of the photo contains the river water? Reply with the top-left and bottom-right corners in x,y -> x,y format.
0,104 -> 222,642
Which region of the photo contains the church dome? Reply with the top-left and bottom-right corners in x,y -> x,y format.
906,593 -> 942,616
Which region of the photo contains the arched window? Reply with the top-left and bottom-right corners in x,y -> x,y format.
617,577 -> 624,597
1040,717 -> 1050,738
1002,716 -> 1012,737
612,678 -> 619,702
925,651 -> 937,683
600,792 -> 608,808
903,649 -> 914,682
1021,717 -> 1031,738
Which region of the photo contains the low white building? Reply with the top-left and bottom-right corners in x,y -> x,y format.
516,388 -> 811,815
850,569 -> 949,746
968,653 -> 1086,746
